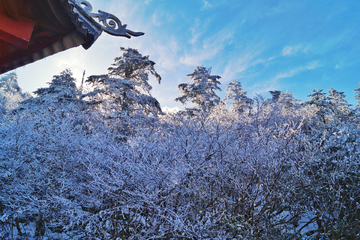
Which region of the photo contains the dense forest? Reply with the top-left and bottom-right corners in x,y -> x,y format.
1,48 -> 360,239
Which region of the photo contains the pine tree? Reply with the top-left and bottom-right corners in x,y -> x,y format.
277,91 -> 301,109
304,88 -> 331,124
0,72 -> 30,112
19,69 -> 83,116
86,48 -> 162,116
328,88 -> 352,120
175,66 -> 221,111
269,90 -> 282,102
0,72 -> 21,92
353,82 -> 360,109
108,47 -> 161,93
224,80 -> 253,113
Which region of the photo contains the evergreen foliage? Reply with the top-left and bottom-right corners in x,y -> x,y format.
0,73 -> 30,113
278,91 -> 301,109
327,88 -> 352,120
85,47 -> 162,116
269,90 -> 282,102
224,80 -> 253,113
175,66 -> 221,111
304,88 -> 332,123
354,82 -> 360,109
108,47 -> 161,93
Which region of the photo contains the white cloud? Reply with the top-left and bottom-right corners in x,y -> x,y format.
282,44 -> 303,56
335,63 -> 345,70
150,36 -> 180,70
180,28 -> 234,66
274,61 -> 322,80
144,0 -> 152,4
189,18 -> 204,45
221,53 -> 256,82
281,43 -> 312,57
201,0 -> 213,10
250,61 -> 323,97
221,48 -> 275,82
150,9 -> 175,27
108,0 -> 141,20
306,61 -> 321,70
152,13 -> 161,26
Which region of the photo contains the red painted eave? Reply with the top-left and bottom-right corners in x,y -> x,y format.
0,0 -> 143,74
0,13 -> 35,49
0,0 -> 91,74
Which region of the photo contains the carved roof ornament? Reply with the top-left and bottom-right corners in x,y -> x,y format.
76,0 -> 144,38
0,0 -> 145,74
67,0 -> 144,44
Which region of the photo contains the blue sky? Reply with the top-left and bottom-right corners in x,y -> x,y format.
12,0 -> 360,110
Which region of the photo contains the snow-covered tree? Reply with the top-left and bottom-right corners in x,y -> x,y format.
303,88 -> 352,124
108,47 -> 161,93
0,96 -> 6,116
327,88 -> 352,120
354,82 -> 360,109
224,80 -> 253,113
304,88 -> 331,124
299,122 -> 360,239
84,48 -> 162,140
0,72 -> 30,113
85,48 -> 162,116
17,69 -> 85,119
2,55 -> 360,239
0,72 -> 21,93
269,90 -> 282,102
175,66 -> 221,111
277,91 -> 301,109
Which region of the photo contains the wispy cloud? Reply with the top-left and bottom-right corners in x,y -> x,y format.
201,0 -> 213,10
189,18 -> 204,45
180,26 -> 234,66
221,57 -> 251,82
152,13 -> 161,26
221,53 -> 272,82
281,44 -> 310,56
151,9 -> 175,27
108,0 -> 141,20
274,60 -> 322,80
149,36 -> 180,70
335,63 -> 343,69
222,53 -> 276,96
249,60 -> 323,96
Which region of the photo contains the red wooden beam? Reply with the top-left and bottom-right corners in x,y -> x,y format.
0,12 -> 35,49
0,32 -> 68,67
1,0 -> 21,21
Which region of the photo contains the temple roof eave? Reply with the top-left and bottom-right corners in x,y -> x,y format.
0,0 -> 144,74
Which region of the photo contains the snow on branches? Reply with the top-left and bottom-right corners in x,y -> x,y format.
1,58 -> 360,239
176,66 -> 221,111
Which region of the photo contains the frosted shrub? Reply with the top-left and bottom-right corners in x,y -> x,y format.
1,64 -> 360,239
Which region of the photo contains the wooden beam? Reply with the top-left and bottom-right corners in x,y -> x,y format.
1,0 -> 20,21
0,13 -> 35,49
